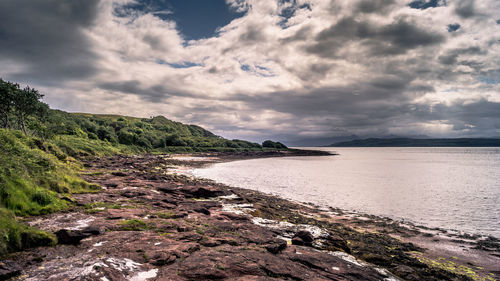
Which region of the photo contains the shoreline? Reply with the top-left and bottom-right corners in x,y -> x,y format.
2,151 -> 499,281
185,150 -> 499,239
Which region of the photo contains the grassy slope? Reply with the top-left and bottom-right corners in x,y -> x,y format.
0,129 -> 103,255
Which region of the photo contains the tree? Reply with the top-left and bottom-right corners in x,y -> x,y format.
262,140 -> 287,149
12,86 -> 46,135
0,79 -> 17,129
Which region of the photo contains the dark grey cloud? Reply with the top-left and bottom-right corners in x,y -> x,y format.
229,85 -> 500,139
412,99 -> 500,136
98,80 -> 198,103
356,0 -> 395,14
455,0 -> 476,18
0,0 -> 100,85
306,17 -> 444,57
438,46 -> 485,65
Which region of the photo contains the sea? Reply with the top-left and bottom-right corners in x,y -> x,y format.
193,147 -> 500,237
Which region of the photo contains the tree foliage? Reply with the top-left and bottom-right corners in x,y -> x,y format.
0,79 -> 48,135
262,140 -> 287,149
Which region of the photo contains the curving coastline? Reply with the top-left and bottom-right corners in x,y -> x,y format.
1,151 -> 499,281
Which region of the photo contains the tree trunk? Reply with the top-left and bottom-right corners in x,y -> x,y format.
19,113 -> 27,135
1,111 -> 9,129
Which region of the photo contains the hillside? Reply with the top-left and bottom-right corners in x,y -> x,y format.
330,138 -> 500,147
44,110 -> 264,156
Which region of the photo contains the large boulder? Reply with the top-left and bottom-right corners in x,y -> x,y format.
180,186 -> 224,198
55,226 -> 104,245
292,230 -> 314,247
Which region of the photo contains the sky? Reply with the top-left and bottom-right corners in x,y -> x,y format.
0,0 -> 499,144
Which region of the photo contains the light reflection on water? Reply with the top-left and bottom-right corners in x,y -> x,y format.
193,147 -> 500,237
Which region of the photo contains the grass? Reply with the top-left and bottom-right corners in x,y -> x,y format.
0,129 -> 104,255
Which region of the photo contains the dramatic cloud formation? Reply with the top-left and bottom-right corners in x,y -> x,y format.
0,0 -> 499,144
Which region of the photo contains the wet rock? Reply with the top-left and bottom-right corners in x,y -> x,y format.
180,185 -> 224,198
264,239 -> 287,254
292,230 -> 314,246
0,261 -> 21,281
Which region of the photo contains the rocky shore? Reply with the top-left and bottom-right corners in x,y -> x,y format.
2,152 -> 499,281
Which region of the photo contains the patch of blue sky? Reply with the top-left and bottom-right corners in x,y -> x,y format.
114,0 -> 246,40
277,0 -> 311,28
478,76 -> 500,84
156,59 -> 201,68
447,23 -> 461,32
409,0 -> 446,10
240,63 -> 275,78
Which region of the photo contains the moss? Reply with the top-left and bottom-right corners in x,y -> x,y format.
414,253 -> 496,281
155,211 -> 176,219
119,219 -> 152,231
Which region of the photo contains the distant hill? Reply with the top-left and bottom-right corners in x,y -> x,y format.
329,138 -> 500,147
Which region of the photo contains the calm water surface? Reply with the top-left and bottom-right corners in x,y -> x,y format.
193,147 -> 500,237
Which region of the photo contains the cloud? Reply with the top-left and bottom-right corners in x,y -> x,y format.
0,0 -> 100,85
0,0 -> 499,143
307,16 -> 444,57
454,0 -> 476,18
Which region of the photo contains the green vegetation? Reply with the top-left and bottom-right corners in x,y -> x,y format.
119,219 -> 152,231
262,140 -> 287,149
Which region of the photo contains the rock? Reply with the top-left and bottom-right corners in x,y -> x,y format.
177,225 -> 192,232
219,212 -> 249,221
121,190 -> 147,198
54,227 -> 103,245
111,171 -> 127,177
173,212 -> 188,219
200,238 -> 222,247
81,226 -> 105,235
323,234 -> 351,253
180,186 -> 224,198
394,265 -> 416,278
55,229 -> 91,245
292,230 -> 314,246
150,252 -> 176,266
0,261 -> 21,281
158,187 -> 176,193
194,207 -> 210,215
264,239 -> 287,254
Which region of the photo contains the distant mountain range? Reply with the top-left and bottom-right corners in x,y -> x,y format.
329,138 -> 500,147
